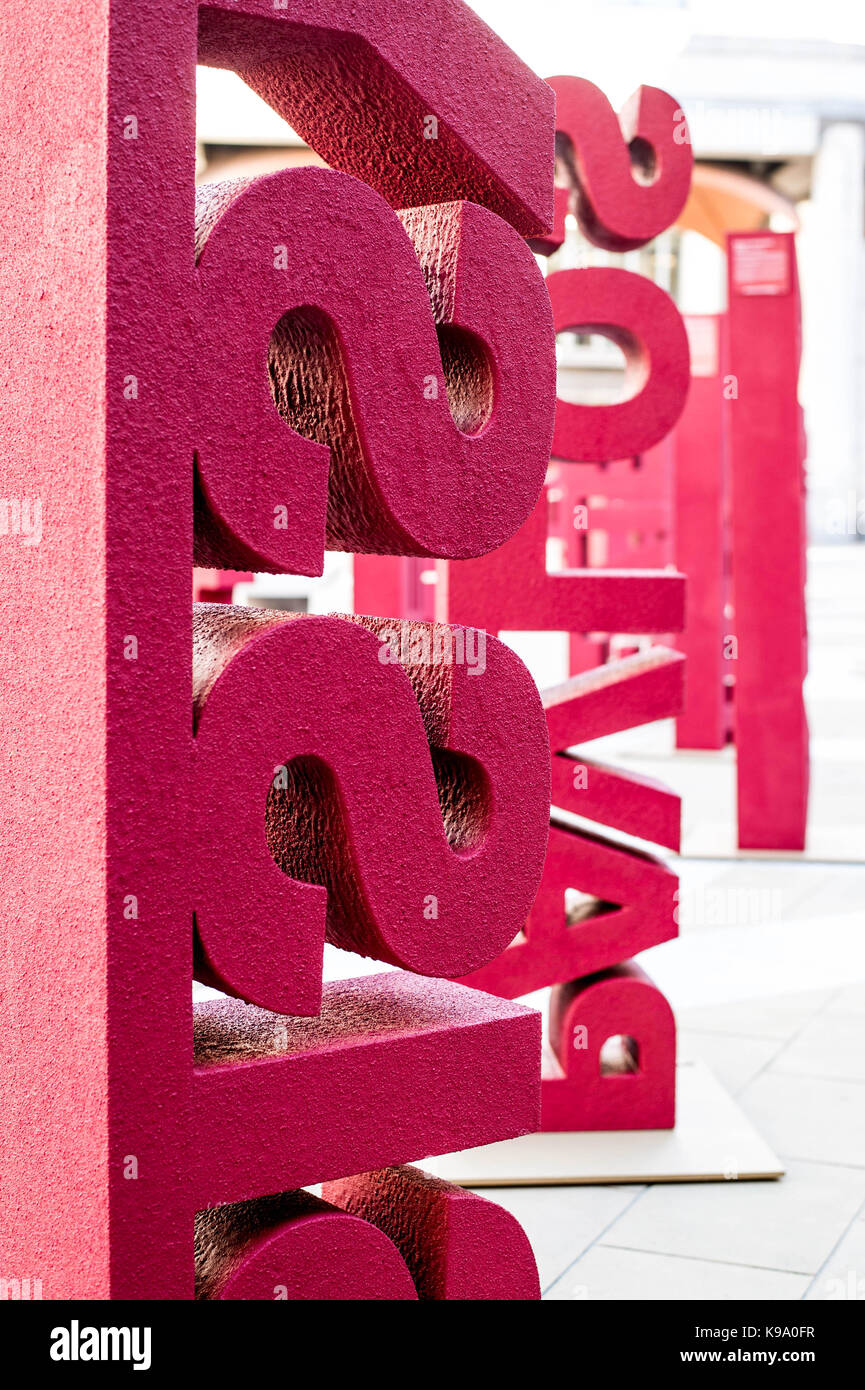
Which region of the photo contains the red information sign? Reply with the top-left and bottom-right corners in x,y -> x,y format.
730,233 -> 791,297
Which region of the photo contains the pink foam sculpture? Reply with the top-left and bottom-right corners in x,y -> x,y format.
548,267 -> 690,461
195,1162 -> 542,1301
550,755 -> 681,853
459,821 -> 678,999
194,170 -> 555,574
324,1165 -> 540,1300
437,486 -> 685,636
542,962 -> 676,1131
546,76 -> 693,253
458,650 -> 683,999
198,1 -> 555,237
673,314 -> 729,750
437,67 -> 692,1143
726,233 -> 809,850
193,973 -> 540,1210
543,646 -> 686,753
195,1190 -> 419,1301
193,606 -> 551,1015
0,0 -> 556,1298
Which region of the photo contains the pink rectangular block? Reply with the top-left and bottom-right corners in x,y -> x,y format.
673,314 -> 728,749
551,755 -> 681,852
543,647 -> 685,754
192,972 -> 540,1208
726,233 -> 809,850
0,0 -> 195,1301
437,487 -> 685,635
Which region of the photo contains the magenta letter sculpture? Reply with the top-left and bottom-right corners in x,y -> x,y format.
726,233 -> 809,850
0,0 -> 561,1299
437,78 -> 692,1133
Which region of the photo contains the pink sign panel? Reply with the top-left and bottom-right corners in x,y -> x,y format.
730,234 -> 792,297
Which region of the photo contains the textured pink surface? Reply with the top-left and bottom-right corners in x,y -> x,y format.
194,170 -> 555,573
353,554 -> 436,622
548,267 -> 690,462
1,0 -> 555,1298
673,315 -> 729,750
192,973 -> 541,1207
542,962 -> 676,1131
193,607 -> 550,1013
726,233 -> 809,850
0,0 -> 112,1302
198,0 -> 554,237
437,485 -> 686,636
458,651 -> 682,999
438,70 -> 693,684
548,76 -> 692,253
324,1166 -> 540,1300
543,647 -> 685,753
435,66 -> 690,1146
195,1190 -> 418,1300
459,821 -> 678,999
550,757 -> 681,852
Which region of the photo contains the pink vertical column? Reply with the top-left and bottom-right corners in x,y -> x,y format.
673,314 -> 728,750
0,0 -> 197,1299
353,555 -> 435,620
726,232 -> 809,849
1,0 -> 114,1301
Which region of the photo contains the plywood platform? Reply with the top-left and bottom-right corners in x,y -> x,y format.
424,1060 -> 784,1186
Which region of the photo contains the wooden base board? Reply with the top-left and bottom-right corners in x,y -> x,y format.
424,1060 -> 784,1186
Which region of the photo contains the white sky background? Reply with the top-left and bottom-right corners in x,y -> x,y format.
466,0 -> 865,103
